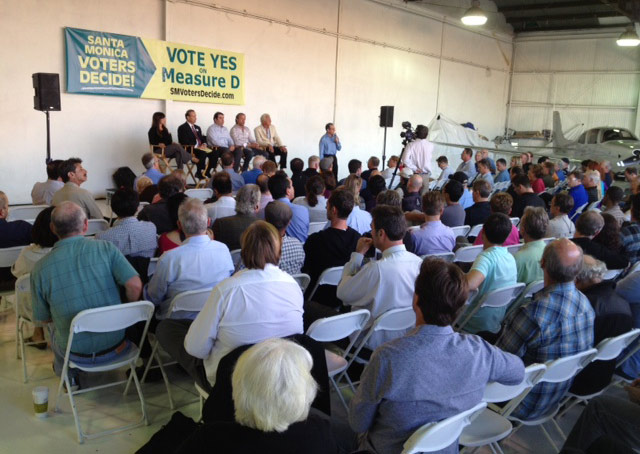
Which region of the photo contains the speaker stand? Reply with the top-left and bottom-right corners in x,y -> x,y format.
44,110 -> 51,164
381,126 -> 388,171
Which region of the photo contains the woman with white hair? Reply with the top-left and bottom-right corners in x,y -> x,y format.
175,338 -> 338,454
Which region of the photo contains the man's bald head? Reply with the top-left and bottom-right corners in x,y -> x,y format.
541,238 -> 584,284
408,174 -> 423,192
0,191 -> 8,219
51,201 -> 87,238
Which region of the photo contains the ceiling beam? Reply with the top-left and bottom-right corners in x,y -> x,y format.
515,22 -> 631,32
504,11 -> 625,23
499,1 -> 607,14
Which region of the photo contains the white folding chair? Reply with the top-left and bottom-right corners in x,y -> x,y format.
308,221 -> 326,236
455,283 -> 525,333
460,363 -> 547,454
467,224 -> 483,239
421,252 -> 455,262
195,381 -> 210,421
505,280 -> 544,320
408,225 -> 421,233
542,237 -> 555,244
147,257 -> 158,277
506,243 -> 524,255
570,203 -> 588,221
586,200 -> 601,212
602,269 -> 623,281
305,309 -> 371,411
127,288 -> 213,409
452,225 -> 471,237
14,273 -> 47,383
306,266 -> 344,303
54,301 -> 155,443
0,245 -> 25,267
507,348 -> 598,451
230,249 -> 242,269
184,188 -> 213,201
291,273 -> 311,293
402,402 -> 487,454
85,219 -> 109,236
453,245 -> 483,263
7,204 -> 48,222
510,217 -> 520,227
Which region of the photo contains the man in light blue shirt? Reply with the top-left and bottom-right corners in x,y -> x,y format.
495,158 -> 510,183
476,158 -> 494,188
220,151 -> 244,193
465,212 -> 517,334
268,172 -> 309,242
206,112 -> 240,172
242,156 -> 266,185
410,192 -> 456,256
456,147 -> 477,180
319,122 -> 341,179
450,171 -> 475,209
145,198 -> 234,319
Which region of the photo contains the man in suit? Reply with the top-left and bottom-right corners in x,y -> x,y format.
177,109 -> 211,178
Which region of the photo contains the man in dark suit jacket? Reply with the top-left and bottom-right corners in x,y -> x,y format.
177,109 -> 210,178
212,184 -> 260,251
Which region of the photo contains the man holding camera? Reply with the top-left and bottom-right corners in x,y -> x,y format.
402,124 -> 433,193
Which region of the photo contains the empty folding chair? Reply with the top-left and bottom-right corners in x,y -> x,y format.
184,188 -> 213,201
421,252 -> 455,262
305,309 -> 371,411
451,225 -> 471,238
291,273 -> 311,293
453,245 -> 483,264
306,266 -> 344,303
54,301 -> 155,443
455,283 -> 525,333
402,402 -> 487,454
308,221 -> 326,236
85,219 -> 109,236
504,280 -> 544,320
7,204 -> 48,222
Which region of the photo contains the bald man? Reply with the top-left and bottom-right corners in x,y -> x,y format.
402,174 -> 423,212
497,238 -> 595,421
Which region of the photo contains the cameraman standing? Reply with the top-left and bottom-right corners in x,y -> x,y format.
402,124 -> 433,193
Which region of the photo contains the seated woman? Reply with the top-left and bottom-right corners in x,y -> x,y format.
293,175 -> 327,222
167,339 -> 338,454
343,174 -> 372,235
156,221 -> 304,390
157,193 -> 213,254
528,164 -> 546,194
11,206 -> 56,347
148,112 -> 192,171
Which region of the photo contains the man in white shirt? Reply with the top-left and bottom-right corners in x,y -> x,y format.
254,113 -> 288,169
337,205 -> 422,350
546,192 -> 576,238
402,125 -> 433,180
145,198 -> 234,319
229,112 -> 268,172
31,160 -> 63,205
205,172 -> 236,223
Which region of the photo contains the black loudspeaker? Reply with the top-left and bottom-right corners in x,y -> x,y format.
379,105 -> 394,128
33,73 -> 61,111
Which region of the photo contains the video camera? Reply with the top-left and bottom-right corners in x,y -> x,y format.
400,121 -> 416,146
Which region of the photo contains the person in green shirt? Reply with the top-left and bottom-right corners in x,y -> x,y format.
514,206 -> 549,285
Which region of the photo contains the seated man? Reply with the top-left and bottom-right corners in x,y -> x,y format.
31,202 -> 142,389
205,112 -> 235,173
546,192 -> 576,238
472,193 -> 520,246
360,156 -> 380,182
409,191 -> 455,256
451,171 -> 474,209
145,198 -> 234,319
456,147 -> 477,180
241,155 -> 265,185
465,213 -> 518,335
620,193 -> 640,265
495,158 -> 510,183
514,207 -> 549,284
256,173 -> 273,215
601,185 -> 625,226
476,158 -> 494,188
51,158 -> 103,219
264,201 -> 305,275
303,155 -> 320,178
219,151 -> 244,193
337,205 -> 422,350
497,238 -> 595,420
583,170 -> 601,204
135,153 -> 164,187
254,113 -> 288,169
0,191 -> 32,248
464,179 -> 492,227
177,109 -> 211,178
205,172 -> 237,224
268,171 -> 309,243
440,179 -> 466,227
31,159 -> 63,205
401,174 -> 423,212
138,174 -> 184,234
511,174 -> 546,219
572,210 -> 629,270
615,266 -> 640,379
568,170 -> 589,219
381,155 -> 399,181
229,112 -> 268,172
212,184 -> 260,251
436,155 -> 453,181
95,188 -> 157,258
349,258 -> 524,454
339,159 -> 367,189
303,188 -> 360,318
290,157 -> 307,199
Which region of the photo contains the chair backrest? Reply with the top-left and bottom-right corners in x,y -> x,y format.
164,288 -> 213,319
184,188 -> 213,201
7,205 -> 48,222
15,273 -> 31,320
506,243 -> 524,255
593,328 -> 640,361
570,203 -> 588,221
230,249 -> 242,268
291,273 -> 311,292
510,217 -> 520,226
85,219 -> 109,236
602,269 -> 623,281
454,245 -> 483,263
402,402 -> 487,454
540,348 -> 598,384
542,237 -> 555,244
505,279 -> 544,320
451,225 -> 471,237
147,257 -> 159,277
0,245 -> 25,267
70,301 -> 155,334
408,225 -> 421,233
456,283 -> 525,331
306,309 -> 371,344
372,307 -> 416,333
306,266 -> 344,303
421,252 -> 455,262
482,363 -> 547,403
467,224 -> 483,239
308,221 -> 326,236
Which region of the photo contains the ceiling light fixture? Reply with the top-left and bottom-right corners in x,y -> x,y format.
461,1 -> 487,26
617,25 -> 640,47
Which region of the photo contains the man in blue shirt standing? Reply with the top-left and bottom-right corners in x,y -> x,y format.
319,122 -> 341,180
568,170 -> 589,220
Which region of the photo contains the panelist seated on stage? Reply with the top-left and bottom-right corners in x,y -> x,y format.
51,157 -> 103,220
206,112 -> 237,173
230,112 -> 268,172
177,109 -> 212,179
148,112 -> 192,171
31,159 -> 63,206
254,113 -> 288,169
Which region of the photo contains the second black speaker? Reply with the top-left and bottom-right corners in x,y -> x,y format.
33,73 -> 61,112
379,106 -> 394,128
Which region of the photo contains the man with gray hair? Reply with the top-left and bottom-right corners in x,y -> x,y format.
0,191 -> 32,248
572,210 -> 629,270
213,184 -> 260,251
254,113 -> 288,169
264,201 -> 305,275
303,155 -> 320,178
136,152 -> 163,186
145,198 -> 234,319
242,155 -> 266,185
497,238 -> 595,420
31,201 -> 142,389
514,206 -> 549,284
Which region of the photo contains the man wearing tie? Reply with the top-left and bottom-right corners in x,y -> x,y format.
319,122 -> 341,179
178,110 -> 210,178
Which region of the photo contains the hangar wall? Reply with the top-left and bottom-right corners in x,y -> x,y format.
508,31 -> 640,138
1,0 -> 512,204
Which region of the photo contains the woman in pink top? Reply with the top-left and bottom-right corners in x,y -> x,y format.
528,164 -> 546,194
473,192 -> 520,246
